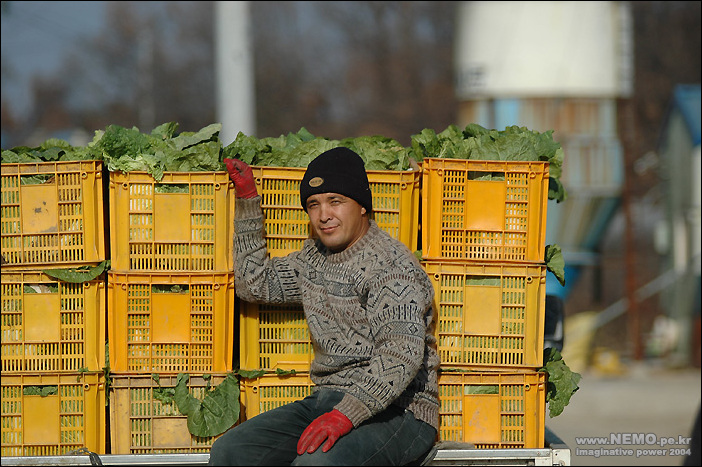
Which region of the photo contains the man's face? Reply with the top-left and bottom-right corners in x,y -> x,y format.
306,192 -> 369,253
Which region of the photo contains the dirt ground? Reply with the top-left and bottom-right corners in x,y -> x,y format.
546,360 -> 701,466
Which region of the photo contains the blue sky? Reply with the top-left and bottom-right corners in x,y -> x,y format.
1,1 -> 106,118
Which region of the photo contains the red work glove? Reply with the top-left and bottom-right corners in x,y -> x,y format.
297,409 -> 353,455
224,158 -> 258,198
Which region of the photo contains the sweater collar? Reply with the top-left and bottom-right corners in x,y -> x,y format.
316,219 -> 380,263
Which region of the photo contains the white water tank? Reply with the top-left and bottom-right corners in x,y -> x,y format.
455,1 -> 633,99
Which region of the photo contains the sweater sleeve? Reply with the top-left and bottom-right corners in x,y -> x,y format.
334,263 -> 435,427
233,196 -> 302,305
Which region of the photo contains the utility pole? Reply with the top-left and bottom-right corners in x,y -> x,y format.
215,1 -> 255,145
619,96 -> 643,361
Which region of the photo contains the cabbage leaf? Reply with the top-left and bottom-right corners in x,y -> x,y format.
540,348 -> 581,417
174,373 -> 241,438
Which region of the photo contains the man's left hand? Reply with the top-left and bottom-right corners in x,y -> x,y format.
297,409 -> 353,455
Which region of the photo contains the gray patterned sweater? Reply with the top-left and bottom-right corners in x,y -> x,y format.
234,196 -> 440,431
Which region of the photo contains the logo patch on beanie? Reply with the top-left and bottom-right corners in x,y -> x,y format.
309,177 -> 324,187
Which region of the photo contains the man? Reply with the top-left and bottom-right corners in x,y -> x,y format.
209,147 -> 439,466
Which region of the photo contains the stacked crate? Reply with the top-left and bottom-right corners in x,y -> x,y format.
1,161 -> 108,456
238,165 -> 421,421
106,170 -> 238,454
420,158 -> 550,448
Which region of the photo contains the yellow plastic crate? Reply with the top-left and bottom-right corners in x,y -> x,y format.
242,371 -> 545,449
421,158 -> 549,262
424,261 -> 546,369
250,165 -> 420,257
1,372 -> 106,456
1,161 -> 106,269
240,372 -> 315,420
1,270 -> 106,373
107,271 -> 235,373
108,171 -> 235,272
109,373 -> 239,454
438,371 -> 546,449
239,300 -> 313,372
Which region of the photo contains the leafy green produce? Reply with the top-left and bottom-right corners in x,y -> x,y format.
223,127 -> 411,171
23,283 -> 59,293
174,373 -> 240,438
1,138 -> 98,163
163,367 -> 301,437
464,385 -> 498,395
103,344 -> 111,405
23,386 -> 58,396
340,135 -> 410,170
150,121 -> 180,140
42,260 -> 109,283
540,348 -> 581,417
409,123 -> 567,202
465,277 -> 501,287
18,174 -> 54,185
151,373 -> 176,405
91,126 -> 151,162
93,122 -> 224,181
171,123 -> 222,151
75,367 -> 90,382
545,244 -> 566,286
231,368 -> 297,379
152,284 -> 188,294
155,183 -> 190,194
234,368 -> 266,379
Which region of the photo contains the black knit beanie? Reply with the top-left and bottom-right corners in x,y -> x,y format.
300,147 -> 372,212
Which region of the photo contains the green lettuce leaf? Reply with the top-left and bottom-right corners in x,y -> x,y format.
545,244 -> 566,286
171,123 -> 222,151
152,373 -> 176,405
174,373 -> 240,438
23,386 -> 58,397
464,385 -> 498,395
42,260 -> 110,283
1,149 -> 42,163
151,122 -> 180,141
540,348 -> 581,417
341,135 -> 410,171
234,368 -> 266,379
549,177 -> 568,203
95,125 -> 151,161
222,131 -> 267,165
